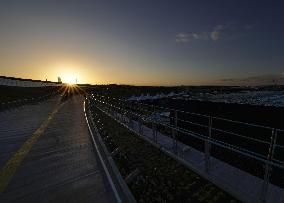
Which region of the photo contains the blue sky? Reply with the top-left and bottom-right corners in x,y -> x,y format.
0,0 -> 284,85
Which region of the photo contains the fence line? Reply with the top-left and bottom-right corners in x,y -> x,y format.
93,93 -> 282,131
91,94 -> 284,170
90,94 -> 284,202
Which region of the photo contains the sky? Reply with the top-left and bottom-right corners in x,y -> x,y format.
0,0 -> 284,85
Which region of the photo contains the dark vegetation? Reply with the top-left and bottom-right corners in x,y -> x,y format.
0,86 -> 61,104
0,81 -> 83,110
89,101 -> 239,203
0,86 -> 63,111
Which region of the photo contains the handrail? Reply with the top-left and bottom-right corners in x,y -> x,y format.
211,127 -> 271,145
92,96 -> 284,170
177,118 -> 209,129
95,97 -> 278,145
94,93 -> 282,131
212,116 -> 274,130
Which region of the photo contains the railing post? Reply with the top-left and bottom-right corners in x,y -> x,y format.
155,126 -> 157,143
138,117 -> 143,135
115,109 -> 119,120
129,112 -> 134,128
141,118 -> 144,135
152,122 -> 156,143
122,111 -> 125,123
175,110 -> 178,153
205,116 -> 212,173
138,102 -> 141,117
172,110 -> 178,154
108,102 -> 111,112
110,104 -> 114,116
260,129 -> 277,203
126,112 -> 130,126
120,110 -> 123,122
152,105 -> 156,143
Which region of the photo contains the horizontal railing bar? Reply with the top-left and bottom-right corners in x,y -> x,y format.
274,144 -> 284,149
176,118 -> 209,129
150,119 -> 268,161
211,127 -> 271,145
175,127 -> 268,160
157,122 -> 283,169
212,116 -> 274,130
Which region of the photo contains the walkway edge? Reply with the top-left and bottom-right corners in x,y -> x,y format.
83,99 -> 137,203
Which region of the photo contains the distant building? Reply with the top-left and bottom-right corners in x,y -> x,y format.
58,77 -> 62,83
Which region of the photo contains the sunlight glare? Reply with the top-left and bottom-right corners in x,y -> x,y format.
62,74 -> 77,85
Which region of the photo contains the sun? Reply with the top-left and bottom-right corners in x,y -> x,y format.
62,74 -> 77,85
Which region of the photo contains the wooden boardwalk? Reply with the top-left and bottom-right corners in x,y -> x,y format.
0,96 -> 116,202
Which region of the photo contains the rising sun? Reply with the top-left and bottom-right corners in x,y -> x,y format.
62,74 -> 77,85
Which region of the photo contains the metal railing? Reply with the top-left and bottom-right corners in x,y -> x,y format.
89,93 -> 284,202
91,94 -> 283,162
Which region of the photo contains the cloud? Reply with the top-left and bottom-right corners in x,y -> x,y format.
175,31 -> 210,43
210,30 -> 221,41
192,32 -> 209,40
175,33 -> 190,43
176,23 -> 250,43
210,25 -> 225,41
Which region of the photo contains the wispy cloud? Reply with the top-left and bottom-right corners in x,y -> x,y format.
176,23 -> 250,43
210,25 -> 226,41
192,32 -> 209,40
175,33 -> 190,43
